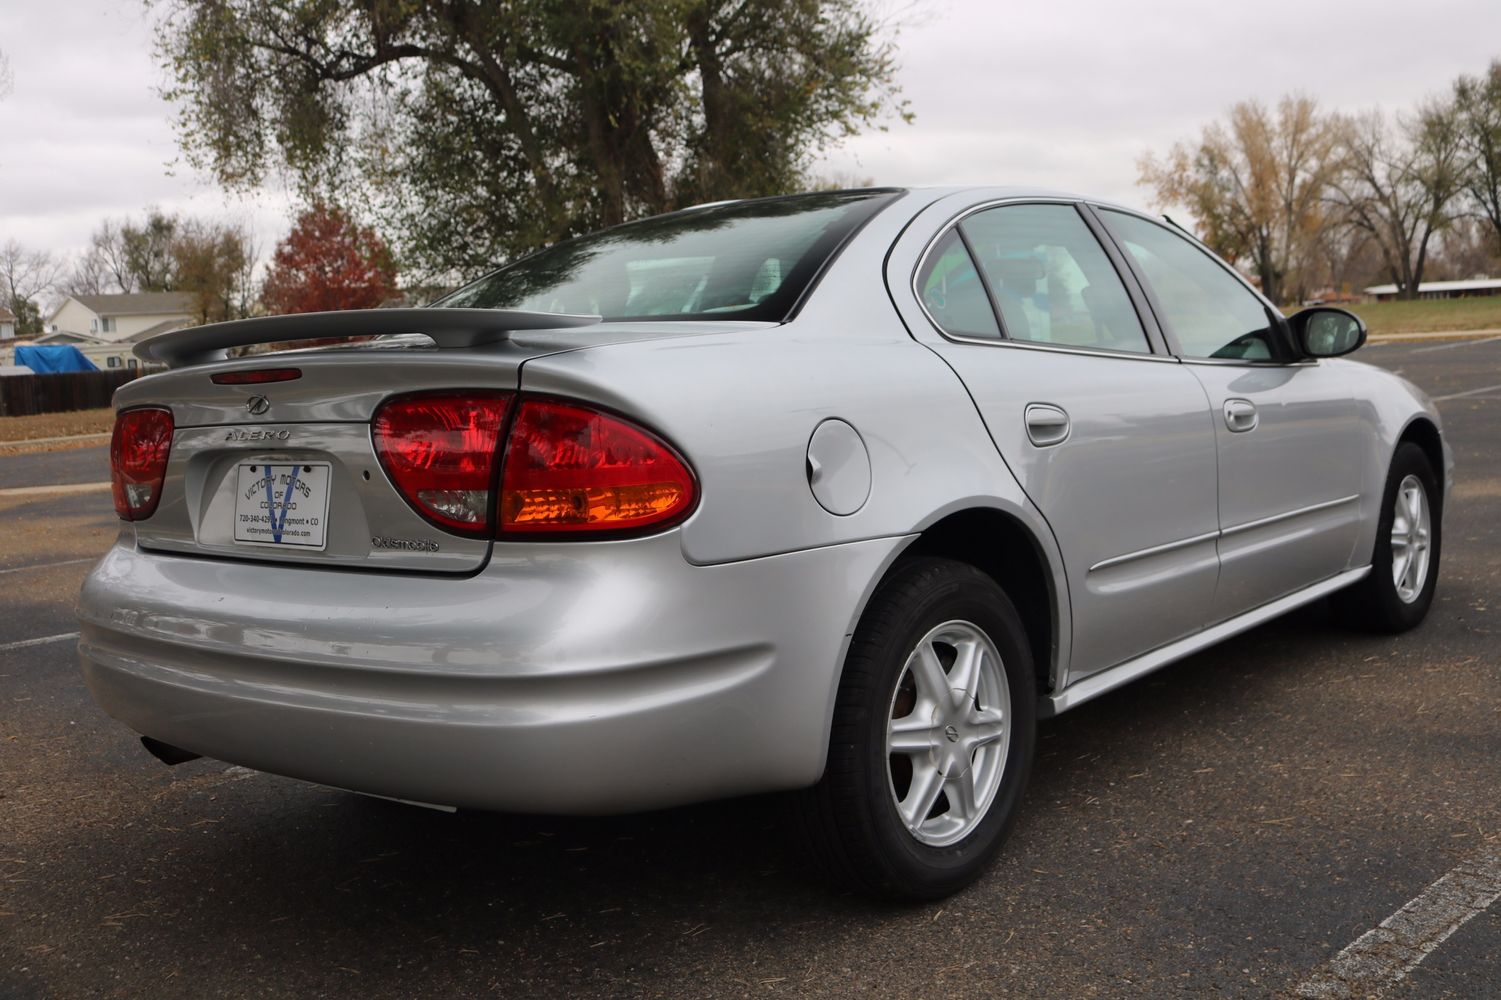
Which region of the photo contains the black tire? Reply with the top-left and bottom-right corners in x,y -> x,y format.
1335,441 -> 1442,633
796,557 -> 1036,901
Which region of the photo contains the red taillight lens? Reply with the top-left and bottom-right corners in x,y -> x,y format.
499,399 -> 696,534
110,407 -> 174,521
371,392 -> 513,535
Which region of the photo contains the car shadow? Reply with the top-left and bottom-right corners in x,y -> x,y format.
7,594 -> 1464,996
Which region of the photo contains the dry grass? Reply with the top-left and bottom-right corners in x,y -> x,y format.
0,407 -> 115,444
1344,297 -> 1501,336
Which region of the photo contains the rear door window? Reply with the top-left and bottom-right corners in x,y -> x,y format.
916,231 -> 1002,339
959,204 -> 1151,354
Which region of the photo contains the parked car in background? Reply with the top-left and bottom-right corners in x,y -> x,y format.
79,187 -> 1449,899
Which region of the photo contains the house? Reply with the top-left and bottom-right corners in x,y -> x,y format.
45,292 -> 196,371
48,292 -> 195,343
0,306 -> 15,340
1364,277 -> 1501,302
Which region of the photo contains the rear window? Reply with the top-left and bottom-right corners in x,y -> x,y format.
438,190 -> 900,322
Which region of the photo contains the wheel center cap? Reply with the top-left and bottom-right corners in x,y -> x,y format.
944,724 -> 960,743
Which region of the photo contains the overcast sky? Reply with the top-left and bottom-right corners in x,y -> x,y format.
2,0 -> 1499,277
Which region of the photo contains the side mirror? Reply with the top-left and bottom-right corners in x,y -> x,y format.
1289,306 -> 1366,358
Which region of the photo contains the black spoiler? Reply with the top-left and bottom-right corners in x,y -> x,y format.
134,308 -> 602,368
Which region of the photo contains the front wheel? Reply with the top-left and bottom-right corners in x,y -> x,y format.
797,558 -> 1036,900
1337,441 -> 1442,632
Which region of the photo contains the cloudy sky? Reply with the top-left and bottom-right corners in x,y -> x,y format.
2,0 -> 1499,276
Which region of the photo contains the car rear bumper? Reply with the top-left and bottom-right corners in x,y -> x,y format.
77,531 -> 905,814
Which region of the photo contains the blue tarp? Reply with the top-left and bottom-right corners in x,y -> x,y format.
12,345 -> 99,373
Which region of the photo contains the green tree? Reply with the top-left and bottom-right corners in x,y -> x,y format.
172,218 -> 258,324
152,0 -> 908,279
121,210 -> 179,292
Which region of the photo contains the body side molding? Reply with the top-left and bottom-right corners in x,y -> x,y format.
1042,565 -> 1371,717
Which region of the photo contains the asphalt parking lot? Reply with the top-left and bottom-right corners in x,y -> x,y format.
2,340 -> 1498,999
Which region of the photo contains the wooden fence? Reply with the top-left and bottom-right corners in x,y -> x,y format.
0,370 -> 144,417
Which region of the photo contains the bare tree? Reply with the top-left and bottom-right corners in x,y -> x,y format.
92,220 -> 136,293
1139,96 -> 1344,304
1425,216 -> 1501,280
1454,60 -> 1501,250
0,48 -> 14,101
0,240 -> 64,335
64,251 -> 111,297
65,220 -> 139,295
1327,102 -> 1468,299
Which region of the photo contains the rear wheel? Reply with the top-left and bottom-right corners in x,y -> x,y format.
1337,442 -> 1441,632
797,558 -> 1036,900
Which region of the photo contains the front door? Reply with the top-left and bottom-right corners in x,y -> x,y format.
1097,208 -> 1365,621
908,201 -> 1222,681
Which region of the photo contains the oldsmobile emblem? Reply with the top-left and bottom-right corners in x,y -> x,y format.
246,395 -> 271,416
372,536 -> 440,552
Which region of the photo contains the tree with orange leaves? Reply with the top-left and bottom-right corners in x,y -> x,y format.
262,204 -> 398,315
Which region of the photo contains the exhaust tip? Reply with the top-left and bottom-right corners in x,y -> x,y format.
141,736 -> 202,766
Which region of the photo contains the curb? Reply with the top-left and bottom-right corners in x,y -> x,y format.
0,432 -> 111,450
1368,329 -> 1501,343
0,481 -> 112,498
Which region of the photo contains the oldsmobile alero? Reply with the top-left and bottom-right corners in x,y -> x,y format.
78,188 -> 1450,899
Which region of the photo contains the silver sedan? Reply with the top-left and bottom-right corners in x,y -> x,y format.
78,187 -> 1450,899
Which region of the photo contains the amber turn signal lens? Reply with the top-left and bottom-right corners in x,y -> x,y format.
499,399 -> 695,534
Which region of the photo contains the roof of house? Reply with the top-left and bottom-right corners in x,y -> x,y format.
122,318 -> 192,343
1364,277 -> 1501,295
35,330 -> 109,345
63,292 -> 197,317
0,307 -> 16,322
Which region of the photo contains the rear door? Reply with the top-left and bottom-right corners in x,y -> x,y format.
1095,208 -> 1366,621
891,198 -> 1222,682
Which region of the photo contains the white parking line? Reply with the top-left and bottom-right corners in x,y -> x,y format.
1292,847 -> 1501,999
0,556 -> 96,576
1432,383 -> 1501,402
1411,334 -> 1501,354
0,481 -> 112,498
0,631 -> 80,653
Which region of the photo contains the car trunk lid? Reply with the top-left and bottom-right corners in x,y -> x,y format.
116,321 -> 764,573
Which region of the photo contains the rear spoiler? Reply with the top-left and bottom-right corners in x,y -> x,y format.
134,308 -> 602,368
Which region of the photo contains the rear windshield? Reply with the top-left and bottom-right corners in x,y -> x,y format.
437,190 -> 900,322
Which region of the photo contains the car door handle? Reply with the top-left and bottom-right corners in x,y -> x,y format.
1224,398 -> 1258,433
1025,403 -> 1071,447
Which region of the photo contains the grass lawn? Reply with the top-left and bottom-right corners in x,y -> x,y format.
1332,296 -> 1501,336
0,407 -> 115,443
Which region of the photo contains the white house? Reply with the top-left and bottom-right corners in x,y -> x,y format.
48,292 -> 195,343
0,306 -> 15,340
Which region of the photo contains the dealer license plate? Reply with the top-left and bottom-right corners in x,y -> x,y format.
233,462 -> 332,549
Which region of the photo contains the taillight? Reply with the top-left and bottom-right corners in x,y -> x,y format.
110,407 -> 174,520
499,398 -> 696,534
371,392 -> 513,535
